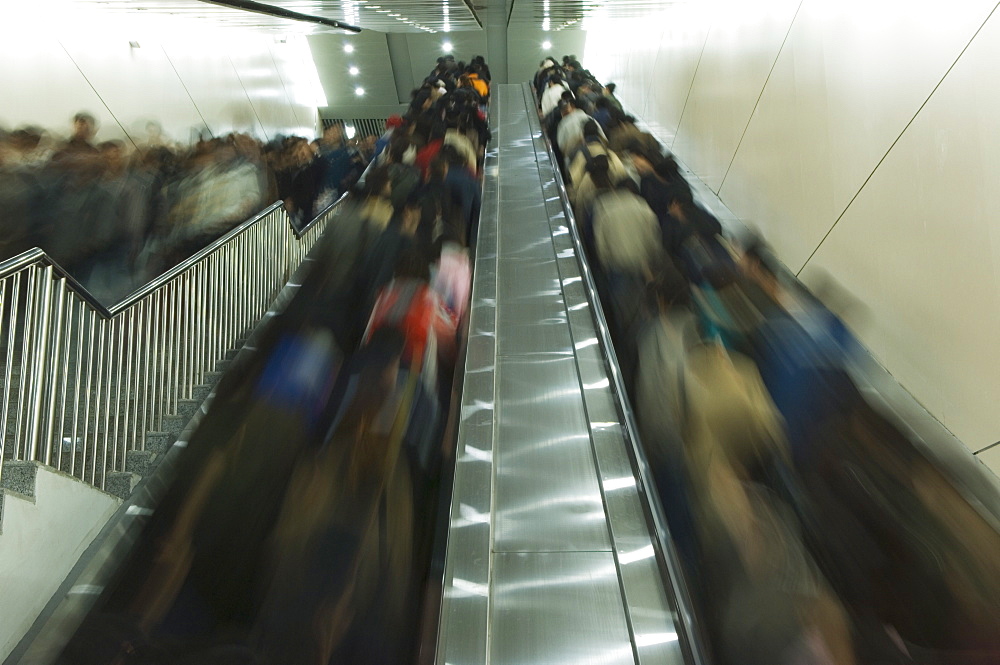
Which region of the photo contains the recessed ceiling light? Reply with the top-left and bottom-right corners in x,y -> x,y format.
355,87 -> 365,96
442,41 -> 453,52
343,44 -> 354,53
542,40 -> 551,49
349,66 -> 359,75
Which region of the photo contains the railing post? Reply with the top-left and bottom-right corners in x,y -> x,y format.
25,266 -> 54,462
0,275 -> 16,482
15,267 -> 37,459
43,279 -> 68,466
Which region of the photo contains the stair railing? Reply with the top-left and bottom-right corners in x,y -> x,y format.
0,198 -> 342,491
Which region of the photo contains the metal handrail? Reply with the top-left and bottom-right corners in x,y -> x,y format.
526,83 -> 710,665
0,197 -> 345,491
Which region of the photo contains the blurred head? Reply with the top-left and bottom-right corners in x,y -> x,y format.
365,165 -> 392,198
394,192 -> 423,234
72,112 -> 97,142
98,140 -> 126,174
322,123 -> 344,147
586,153 -> 612,189
428,155 -> 449,182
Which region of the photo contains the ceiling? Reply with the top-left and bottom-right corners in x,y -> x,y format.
76,0 -> 484,33
68,0 -> 671,120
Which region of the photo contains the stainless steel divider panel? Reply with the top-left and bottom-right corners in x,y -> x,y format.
438,84 -> 687,665
493,354 -> 611,552
522,82 -> 687,665
489,83 -> 630,665
491,552 -> 633,665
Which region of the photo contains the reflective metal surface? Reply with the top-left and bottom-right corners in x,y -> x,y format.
494,355 -> 610,552
490,552 -> 634,665
437,84 -> 691,665
524,81 -> 704,665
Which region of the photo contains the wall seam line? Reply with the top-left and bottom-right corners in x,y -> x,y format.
974,440 -> 1000,455
671,26 -> 712,151
718,0 -> 805,195
161,47 -> 213,139
267,46 -> 301,128
228,54 -> 269,142
58,41 -> 137,150
796,0 -> 1000,277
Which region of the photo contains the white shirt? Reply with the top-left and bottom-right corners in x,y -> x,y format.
540,82 -> 571,116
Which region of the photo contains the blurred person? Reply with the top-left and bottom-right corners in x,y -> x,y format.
414,121 -> 446,180
556,96 -> 605,160
316,123 -> 361,208
415,156 -> 461,253
443,118 -> 479,176
384,135 -> 421,211
356,165 -> 394,233
439,143 -> 481,245
356,191 -> 424,316
574,80 -> 600,114
373,114 -> 406,165
534,58 -> 560,99
608,115 -> 660,157
589,172 -> 664,344
591,95 -> 621,133
541,75 -> 572,116
603,82 -> 624,114
365,249 -> 458,376
568,119 -> 627,207
254,327 -> 414,665
0,129 -> 45,260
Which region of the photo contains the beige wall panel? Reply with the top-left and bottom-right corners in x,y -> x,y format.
719,0 -> 997,271
160,38 -> 267,140
0,35 -> 110,139
268,39 -> 323,136
977,446 -> 1000,477
672,0 -> 800,193
58,35 -> 209,146
228,38 -> 301,142
800,9 -> 1000,450
642,11 -> 712,145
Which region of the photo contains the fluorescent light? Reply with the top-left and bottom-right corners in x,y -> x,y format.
349,66 -> 359,75
355,86 -> 365,96
343,44 -> 354,53
442,41 -> 452,52
345,125 -> 356,139
542,40 -> 551,49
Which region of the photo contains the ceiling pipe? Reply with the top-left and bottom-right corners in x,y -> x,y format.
198,0 -> 362,32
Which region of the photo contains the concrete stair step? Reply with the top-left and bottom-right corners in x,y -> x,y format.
0,461 -> 38,498
105,471 -> 142,500
124,450 -> 157,477
144,432 -> 177,455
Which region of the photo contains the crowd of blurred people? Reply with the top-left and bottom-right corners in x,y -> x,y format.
55,54 -> 490,665
0,113 -> 376,303
536,55 -> 1000,665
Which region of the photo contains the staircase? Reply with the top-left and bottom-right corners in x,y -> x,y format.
0,198 -> 340,662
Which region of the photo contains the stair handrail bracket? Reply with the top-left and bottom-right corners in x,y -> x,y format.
0,200 -> 339,492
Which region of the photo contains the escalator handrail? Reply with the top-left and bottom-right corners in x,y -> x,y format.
526,82 -> 710,665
